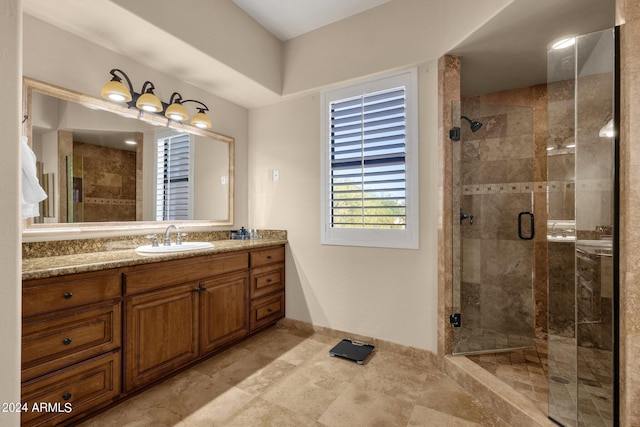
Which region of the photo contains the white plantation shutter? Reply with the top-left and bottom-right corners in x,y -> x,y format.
155,132 -> 192,221
330,87 -> 407,228
321,69 -> 419,249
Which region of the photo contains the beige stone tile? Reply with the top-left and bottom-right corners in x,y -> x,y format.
213,351 -> 296,395
261,369 -> 342,420
224,397 -> 321,427
191,346 -> 253,377
296,347 -> 364,391
409,404 -> 494,427
318,382 -> 414,426
417,376 -> 501,426
352,350 -> 445,405
172,383 -> 255,426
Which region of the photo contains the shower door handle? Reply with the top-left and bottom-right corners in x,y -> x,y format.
518,212 -> 535,240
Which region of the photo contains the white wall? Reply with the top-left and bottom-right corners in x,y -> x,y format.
249,0 -> 513,351
249,63 -> 440,350
282,0 -> 513,96
23,14 -> 250,228
0,0 -> 22,425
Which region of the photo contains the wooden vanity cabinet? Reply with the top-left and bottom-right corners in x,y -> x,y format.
21,243 -> 285,424
199,272 -> 250,355
124,281 -> 200,392
123,253 -> 251,392
249,246 -> 285,332
21,270 -> 122,427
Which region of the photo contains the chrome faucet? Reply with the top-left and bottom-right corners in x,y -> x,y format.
163,225 -> 179,246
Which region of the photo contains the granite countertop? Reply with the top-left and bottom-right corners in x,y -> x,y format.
22,238 -> 288,281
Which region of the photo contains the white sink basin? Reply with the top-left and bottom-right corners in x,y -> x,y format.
135,241 -> 214,255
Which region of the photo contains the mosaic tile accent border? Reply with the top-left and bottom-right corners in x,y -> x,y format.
84,197 -> 136,206
462,179 -> 612,196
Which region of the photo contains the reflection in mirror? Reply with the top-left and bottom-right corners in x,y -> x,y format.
23,78 -> 234,235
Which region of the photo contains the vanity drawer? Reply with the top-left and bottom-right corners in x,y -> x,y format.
22,303 -> 121,382
124,252 -> 249,295
250,264 -> 285,299
250,246 -> 285,268
250,292 -> 284,331
21,350 -> 120,427
23,273 -> 121,318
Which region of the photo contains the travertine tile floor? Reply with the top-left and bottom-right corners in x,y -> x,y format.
467,337 -> 614,427
466,338 -> 549,414
80,325 -> 506,426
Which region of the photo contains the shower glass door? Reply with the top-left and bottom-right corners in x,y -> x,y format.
547,28 -> 616,427
452,100 -> 536,354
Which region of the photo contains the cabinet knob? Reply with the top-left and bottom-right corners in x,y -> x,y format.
200,286 -> 207,291
62,392 -> 72,401
267,255 -> 272,259
194,288 -> 201,293
62,338 -> 72,345
267,308 -> 273,313
63,292 -> 73,300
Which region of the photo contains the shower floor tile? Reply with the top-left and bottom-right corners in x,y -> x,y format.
467,337 -> 614,427
467,338 -> 549,414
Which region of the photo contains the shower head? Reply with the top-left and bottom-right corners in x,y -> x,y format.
461,115 -> 483,132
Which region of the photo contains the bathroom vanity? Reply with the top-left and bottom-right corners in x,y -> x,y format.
20,238 -> 286,426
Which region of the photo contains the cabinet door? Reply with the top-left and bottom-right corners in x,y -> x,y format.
21,350 -> 120,427
124,283 -> 199,392
200,272 -> 249,355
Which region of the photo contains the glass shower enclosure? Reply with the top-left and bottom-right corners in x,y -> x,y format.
451,26 -> 617,427
451,100 -> 536,354
547,28 -> 617,427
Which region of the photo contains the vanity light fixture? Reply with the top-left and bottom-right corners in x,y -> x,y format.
100,68 -> 212,129
101,69 -> 133,102
135,81 -> 162,113
164,92 -> 212,129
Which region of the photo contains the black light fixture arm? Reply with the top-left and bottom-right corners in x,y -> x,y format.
109,68 -> 134,92
169,92 -> 184,104
180,99 -> 209,112
140,81 -> 156,94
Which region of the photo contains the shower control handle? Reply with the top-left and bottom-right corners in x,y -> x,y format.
460,209 -> 474,225
518,212 -> 535,240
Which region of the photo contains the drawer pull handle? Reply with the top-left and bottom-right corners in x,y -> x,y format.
200,286 -> 207,291
267,308 -> 273,313
63,292 -> 73,300
194,288 -> 201,293
62,338 -> 72,345
267,279 -> 272,283
267,255 -> 272,259
62,392 -> 72,401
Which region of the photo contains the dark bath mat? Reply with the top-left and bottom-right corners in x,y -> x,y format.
329,339 -> 375,365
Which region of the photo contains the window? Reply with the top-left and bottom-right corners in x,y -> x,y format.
155,130 -> 194,221
321,69 -> 419,249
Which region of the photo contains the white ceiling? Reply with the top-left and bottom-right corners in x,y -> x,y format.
231,0 -> 393,41
22,0 -> 616,106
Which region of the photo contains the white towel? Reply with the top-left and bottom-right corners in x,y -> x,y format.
21,135 -> 47,218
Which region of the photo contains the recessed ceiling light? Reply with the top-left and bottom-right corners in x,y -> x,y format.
125,140 -> 137,145
551,37 -> 576,50
566,144 -> 576,148
547,147 -> 555,151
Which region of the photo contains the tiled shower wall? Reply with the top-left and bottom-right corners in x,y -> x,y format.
456,86 -> 548,341
73,141 -> 137,222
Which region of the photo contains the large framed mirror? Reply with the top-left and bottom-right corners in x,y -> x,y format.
22,77 -> 234,239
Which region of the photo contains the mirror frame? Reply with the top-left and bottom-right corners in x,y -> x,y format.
22,77 -> 235,241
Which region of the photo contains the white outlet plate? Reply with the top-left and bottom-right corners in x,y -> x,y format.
221,175 -> 228,185
273,170 -> 280,181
